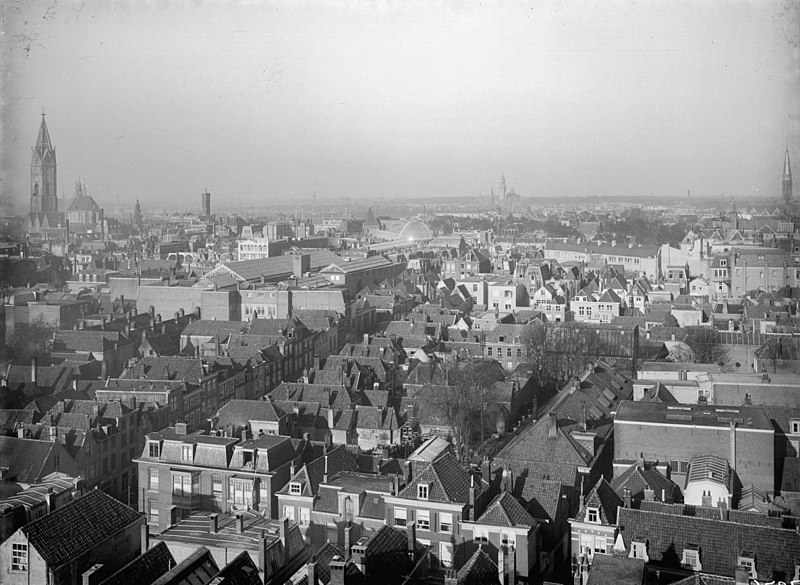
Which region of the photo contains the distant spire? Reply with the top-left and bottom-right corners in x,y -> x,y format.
35,110 -> 54,153
783,145 -> 793,203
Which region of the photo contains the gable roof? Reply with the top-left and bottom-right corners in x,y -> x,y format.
398,453 -> 483,505
0,436 -> 59,483
98,542 -> 175,585
475,491 -> 536,527
584,476 -> 624,524
22,490 -> 143,569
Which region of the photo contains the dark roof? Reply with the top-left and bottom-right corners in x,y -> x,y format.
212,551 -> 263,585
98,542 -> 175,585
0,436 -> 59,483
610,461 -> 680,506
616,506 -> 800,581
456,547 -> 500,585
23,490 -> 143,569
584,477 -> 624,524
398,453 -> 483,505
151,546 -> 218,585
475,491 -> 536,527
585,554 -> 645,585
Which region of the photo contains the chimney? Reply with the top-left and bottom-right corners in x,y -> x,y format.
624,488 -> 632,508
313,355 -> 320,372
101,360 -> 108,380
175,422 -> 188,435
735,566 -> 750,585
329,556 -> 346,585
327,408 -> 335,430
141,523 -> 150,554
363,333 -> 369,346
481,458 -> 492,484
498,546 -> 505,584
548,412 -> 558,439
444,570 -> 458,585
580,402 -> 588,431
407,521 -> 417,562
31,358 -> 37,384
508,544 -> 516,585
306,562 -> 318,585
280,516 -> 290,562
209,513 -> 219,533
644,488 -> 655,502
468,478 -> 476,521
730,421 -> 737,471
343,520 -> 352,556
237,513 -> 246,533
323,454 -> 329,484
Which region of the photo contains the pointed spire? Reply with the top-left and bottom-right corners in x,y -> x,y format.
784,145 -> 792,180
35,111 -> 54,153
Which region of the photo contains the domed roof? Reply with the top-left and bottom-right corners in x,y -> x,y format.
399,219 -> 433,243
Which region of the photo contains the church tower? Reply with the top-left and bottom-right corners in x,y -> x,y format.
783,145 -> 793,203
31,111 -> 57,215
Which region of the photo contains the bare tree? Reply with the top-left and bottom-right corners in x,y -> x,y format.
684,328 -> 727,366
522,322 -> 604,390
417,359 -> 504,464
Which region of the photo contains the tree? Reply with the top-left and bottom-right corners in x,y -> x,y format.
0,316 -> 54,364
419,359 -> 504,464
522,321 -> 604,391
684,328 -> 727,365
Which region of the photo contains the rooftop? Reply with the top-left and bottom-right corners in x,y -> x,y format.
615,401 -> 774,431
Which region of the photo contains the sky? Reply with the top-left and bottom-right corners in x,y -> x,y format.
2,0 -> 799,213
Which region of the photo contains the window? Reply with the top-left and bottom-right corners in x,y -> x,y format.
148,442 -> 160,458
282,505 -> 295,521
289,482 -> 302,495
230,479 -> 253,507
212,475 -> 223,496
487,347 -> 492,356
148,500 -> 159,523
299,506 -> 310,525
418,484 -> 429,500
173,474 -> 192,497
417,509 -> 430,530
473,526 -> 488,543
394,507 -> 407,527
682,547 -> 701,570
587,507 -> 599,523
440,542 -> 454,568
516,348 -> 522,357
11,543 -> 28,572
506,348 -> 512,357
181,445 -> 192,462
630,541 -> 648,560
594,536 -> 607,554
148,468 -> 159,490
791,420 -> 800,435
439,512 -> 452,533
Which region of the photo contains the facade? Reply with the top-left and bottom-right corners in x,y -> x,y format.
136,424 -> 300,530
0,490 -> 144,585
613,401 -> 775,492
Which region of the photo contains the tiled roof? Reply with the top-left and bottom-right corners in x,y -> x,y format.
584,477 -> 623,524
616,506 -> 800,581
398,453 -> 483,505
314,486 -> 340,513
687,453 -> 732,488
280,445 -> 359,497
610,461 -> 680,506
456,547 -> 500,585
475,491 -> 536,527
0,436 -> 59,483
98,542 -> 174,585
359,492 -> 386,519
124,356 -> 208,384
212,550 -> 263,585
0,408 -> 36,431
585,554 -> 645,585
151,546 -> 218,585
216,399 -> 282,430
23,490 -> 143,569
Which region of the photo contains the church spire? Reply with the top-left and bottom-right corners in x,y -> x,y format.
35,110 -> 54,154
784,145 -> 793,203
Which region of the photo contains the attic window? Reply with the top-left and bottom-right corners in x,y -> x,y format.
289,482 -> 302,495
737,553 -> 756,579
418,483 -> 430,500
682,545 -> 701,571
791,420 -> 800,435
148,441 -> 160,458
181,444 -> 192,462
586,507 -> 599,524
630,540 -> 649,561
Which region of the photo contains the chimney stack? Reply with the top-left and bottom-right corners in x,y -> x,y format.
141,523 -> 150,555
548,412 -> 558,439
343,521 -> 352,556
497,546 -> 505,584
407,521 -> 416,562
237,513 -> 246,533
508,544 -> 516,585
31,358 -> 38,385
209,513 -> 219,533
306,562 -> 317,585
730,421 -> 737,472
329,556 -> 346,585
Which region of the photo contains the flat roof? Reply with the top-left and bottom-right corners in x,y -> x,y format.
156,512 -> 282,550
639,362 -> 722,373
615,401 -> 773,431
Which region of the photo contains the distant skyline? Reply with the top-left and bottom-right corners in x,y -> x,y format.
2,0 -> 799,212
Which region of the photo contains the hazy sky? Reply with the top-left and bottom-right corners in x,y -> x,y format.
2,0 -> 799,212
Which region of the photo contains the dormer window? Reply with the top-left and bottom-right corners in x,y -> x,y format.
289,482 -> 302,495
738,552 -> 756,579
148,441 -> 160,458
181,444 -> 192,462
682,544 -> 701,571
242,450 -> 254,468
586,507 -> 599,524
418,483 -> 430,500
630,540 -> 649,561
791,420 -> 800,435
